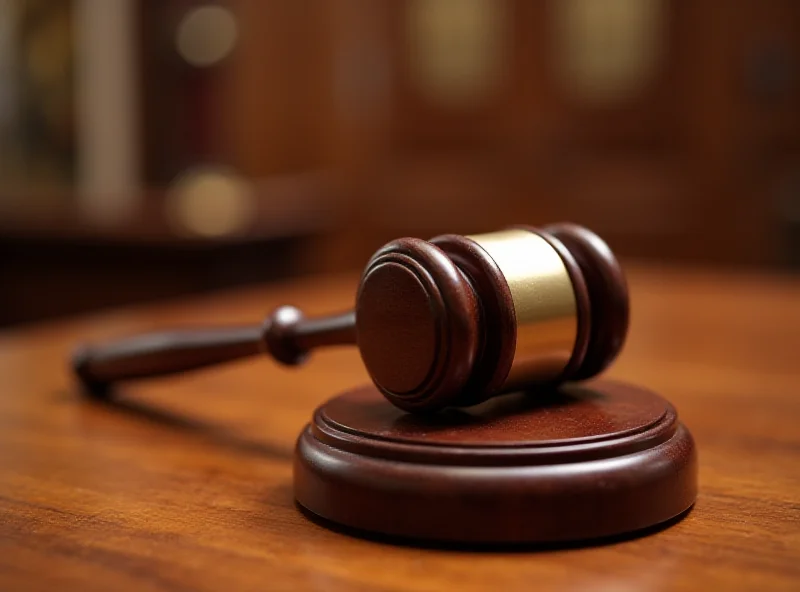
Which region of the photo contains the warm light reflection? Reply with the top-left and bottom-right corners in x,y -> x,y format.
175,4 -> 238,68
167,167 -> 255,237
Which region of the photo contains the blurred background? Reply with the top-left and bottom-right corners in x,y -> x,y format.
0,0 -> 798,326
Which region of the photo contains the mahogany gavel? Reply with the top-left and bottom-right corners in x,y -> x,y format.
73,223 -> 628,413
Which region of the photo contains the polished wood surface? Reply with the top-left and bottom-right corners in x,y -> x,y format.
296,380 -> 697,543
0,264 -> 798,590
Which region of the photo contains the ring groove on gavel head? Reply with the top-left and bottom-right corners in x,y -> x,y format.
354,224 -> 628,412
541,223 -> 629,379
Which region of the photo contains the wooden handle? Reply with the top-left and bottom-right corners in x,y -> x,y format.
73,306 -> 356,397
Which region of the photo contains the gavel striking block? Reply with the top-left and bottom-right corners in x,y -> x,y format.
71,222 -> 696,545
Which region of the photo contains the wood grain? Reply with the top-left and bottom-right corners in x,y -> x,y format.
296,380 -> 697,543
0,265 -> 798,591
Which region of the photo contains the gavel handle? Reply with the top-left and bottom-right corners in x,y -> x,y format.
72,306 -> 356,396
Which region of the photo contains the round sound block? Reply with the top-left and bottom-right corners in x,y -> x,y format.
294,380 -> 697,544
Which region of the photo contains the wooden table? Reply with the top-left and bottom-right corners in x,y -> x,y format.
0,265 -> 798,591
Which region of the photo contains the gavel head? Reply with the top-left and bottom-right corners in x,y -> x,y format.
354,224 -> 628,412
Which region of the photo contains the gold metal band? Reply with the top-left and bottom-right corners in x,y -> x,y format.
467,229 -> 578,390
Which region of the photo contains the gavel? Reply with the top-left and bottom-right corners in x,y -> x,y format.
72,223 -> 628,413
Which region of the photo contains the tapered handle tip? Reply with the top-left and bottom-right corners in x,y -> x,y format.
71,344 -> 112,399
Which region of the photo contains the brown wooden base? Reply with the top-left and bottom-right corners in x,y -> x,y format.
294,380 -> 697,544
